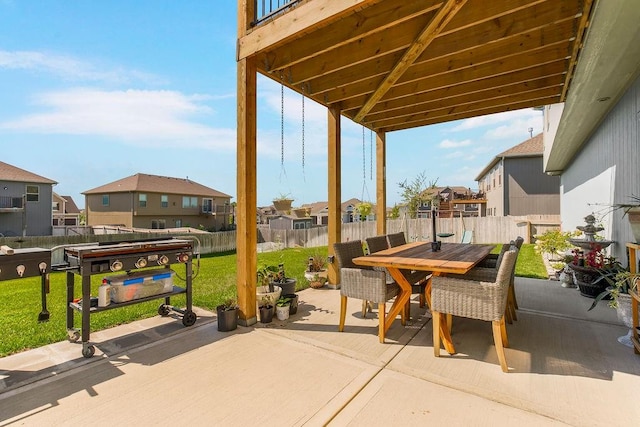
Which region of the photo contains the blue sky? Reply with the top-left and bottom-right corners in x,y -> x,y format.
0,1 -> 543,209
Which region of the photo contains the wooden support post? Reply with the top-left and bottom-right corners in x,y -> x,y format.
328,106 -> 341,288
375,131 -> 386,235
236,42 -> 258,324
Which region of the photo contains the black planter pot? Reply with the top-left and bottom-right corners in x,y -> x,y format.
216,305 -> 238,332
566,264 -> 609,298
259,305 -> 274,323
283,293 -> 299,315
272,278 -> 297,295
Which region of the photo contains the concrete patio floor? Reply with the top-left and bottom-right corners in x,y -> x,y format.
1,278 -> 638,426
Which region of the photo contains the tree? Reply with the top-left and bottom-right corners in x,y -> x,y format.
388,204 -> 400,219
398,172 -> 438,219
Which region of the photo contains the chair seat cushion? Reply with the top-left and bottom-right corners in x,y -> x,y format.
431,276 -> 507,321
340,268 -> 400,302
446,267 -> 496,282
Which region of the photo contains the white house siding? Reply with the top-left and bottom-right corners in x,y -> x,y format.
558,74 -> 640,262
483,162 -> 504,216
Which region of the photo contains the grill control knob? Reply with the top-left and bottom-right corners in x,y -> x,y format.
110,260 -> 123,272
157,255 -> 169,265
17,264 -> 25,277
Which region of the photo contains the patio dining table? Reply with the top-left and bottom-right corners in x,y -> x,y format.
352,241 -> 495,352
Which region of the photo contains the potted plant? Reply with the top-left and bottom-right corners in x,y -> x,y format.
282,293 -> 299,315
269,263 -> 297,295
216,298 -> 239,332
308,273 -> 327,289
257,264 -> 282,311
589,270 -> 638,347
258,295 -> 274,324
273,193 -> 294,213
567,243 -> 621,298
534,229 -> 577,262
356,201 -> 372,220
304,251 -> 328,282
275,296 -> 292,321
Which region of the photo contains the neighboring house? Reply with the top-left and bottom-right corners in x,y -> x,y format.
268,214 -> 314,230
416,186 -> 482,218
52,193 -> 81,226
83,173 -> 233,231
0,161 -> 56,237
543,1 -> 640,262
476,134 -> 560,217
302,198 -> 375,225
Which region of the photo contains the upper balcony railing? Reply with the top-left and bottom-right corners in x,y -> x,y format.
254,0 -> 300,25
0,196 -> 23,211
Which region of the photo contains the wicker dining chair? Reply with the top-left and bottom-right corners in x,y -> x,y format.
385,232 -> 432,308
431,247 -> 519,373
386,232 -> 407,247
450,236 -> 524,322
333,240 -> 400,343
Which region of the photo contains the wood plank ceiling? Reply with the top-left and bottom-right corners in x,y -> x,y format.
247,0 -> 594,133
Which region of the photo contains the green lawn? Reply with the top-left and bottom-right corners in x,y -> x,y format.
0,244 -> 545,357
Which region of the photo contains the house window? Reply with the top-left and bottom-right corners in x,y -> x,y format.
182,196 -> 198,208
498,174 -> 502,186
52,201 -> 60,211
139,194 -> 147,207
161,195 -> 168,208
151,219 -> 166,229
26,185 -> 39,202
102,194 -> 110,206
202,198 -> 213,213
175,219 -> 182,228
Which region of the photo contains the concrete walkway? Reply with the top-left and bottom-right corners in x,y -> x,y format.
1,278 -> 638,426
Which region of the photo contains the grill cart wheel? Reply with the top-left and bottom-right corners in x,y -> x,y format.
82,344 -> 95,358
158,304 -> 171,316
68,329 -> 80,342
182,310 -> 197,327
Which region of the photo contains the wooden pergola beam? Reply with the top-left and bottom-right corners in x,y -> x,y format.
353,0 -> 467,122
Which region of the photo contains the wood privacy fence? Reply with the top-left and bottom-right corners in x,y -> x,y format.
1,216 -> 559,262
259,215 -> 560,248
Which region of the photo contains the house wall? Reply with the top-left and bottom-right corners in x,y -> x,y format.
0,181 -> 53,236
481,162 -> 504,216
86,193 -> 133,227
0,180 -> 24,236
86,192 -> 231,231
504,157 -> 560,216
559,74 -> 640,262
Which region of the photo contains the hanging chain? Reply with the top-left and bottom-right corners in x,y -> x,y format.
301,89 -> 305,180
280,83 -> 285,168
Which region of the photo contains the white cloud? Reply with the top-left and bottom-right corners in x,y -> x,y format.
443,150 -> 475,160
0,49 -> 164,85
450,109 -> 541,133
439,139 -> 472,149
0,88 -> 236,150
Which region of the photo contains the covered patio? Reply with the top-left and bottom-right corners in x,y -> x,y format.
1,278 -> 638,424
235,0 -> 596,324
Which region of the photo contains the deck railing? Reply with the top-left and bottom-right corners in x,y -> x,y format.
0,196 -> 23,209
254,0 -> 300,24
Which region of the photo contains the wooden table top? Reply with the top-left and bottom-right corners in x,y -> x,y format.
353,241 -> 495,275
